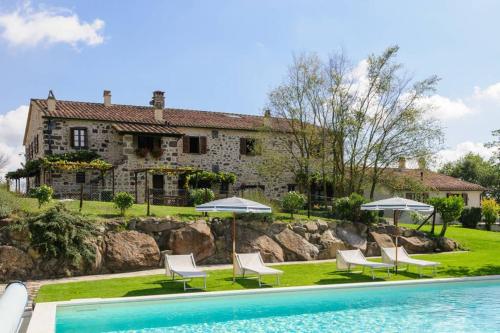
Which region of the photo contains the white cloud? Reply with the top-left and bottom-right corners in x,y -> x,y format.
0,105 -> 29,177
435,141 -> 495,168
473,82 -> 500,103
0,3 -> 105,47
420,94 -> 475,120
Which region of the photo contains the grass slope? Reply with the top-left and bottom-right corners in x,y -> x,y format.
36,225 -> 500,302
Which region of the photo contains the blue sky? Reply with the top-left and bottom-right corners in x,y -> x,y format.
0,0 -> 499,172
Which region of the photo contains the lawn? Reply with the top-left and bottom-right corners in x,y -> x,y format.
16,196 -> 328,222
36,224 -> 500,302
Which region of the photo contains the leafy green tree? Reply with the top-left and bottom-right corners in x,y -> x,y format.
429,196 -> 464,237
282,191 -> 306,218
439,153 -> 500,201
113,192 -> 135,216
31,185 -> 53,209
481,198 -> 498,231
189,188 -> 215,206
333,193 -> 377,224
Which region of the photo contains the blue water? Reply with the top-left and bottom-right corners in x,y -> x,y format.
56,279 -> 500,333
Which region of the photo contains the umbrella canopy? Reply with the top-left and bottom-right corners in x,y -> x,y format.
195,197 -> 272,213
196,197 -> 272,282
360,197 -> 434,212
361,197 -> 433,274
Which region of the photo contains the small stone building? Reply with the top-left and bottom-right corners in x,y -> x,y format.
23,90 -> 295,202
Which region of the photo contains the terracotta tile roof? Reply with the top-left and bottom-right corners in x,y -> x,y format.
33,99 -> 288,131
388,168 -> 486,192
112,123 -> 182,136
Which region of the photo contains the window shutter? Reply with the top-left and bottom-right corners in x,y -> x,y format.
200,136 -> 207,154
183,136 -> 190,153
70,129 -> 75,147
240,138 -> 246,155
83,129 -> 88,148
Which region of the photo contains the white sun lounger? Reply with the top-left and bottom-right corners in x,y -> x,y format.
165,253 -> 207,291
336,249 -> 393,280
235,253 -> 283,287
381,247 -> 440,277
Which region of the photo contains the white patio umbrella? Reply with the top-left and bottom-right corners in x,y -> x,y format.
196,197 -> 272,281
361,197 -> 434,273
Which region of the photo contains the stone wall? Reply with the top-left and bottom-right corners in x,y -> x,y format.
0,217 -> 459,282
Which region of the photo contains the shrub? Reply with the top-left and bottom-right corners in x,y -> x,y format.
429,196 -> 464,237
482,198 -> 499,231
10,204 -> 97,266
30,185 -> 53,209
189,188 -> 215,206
282,191 -> 306,218
0,183 -> 18,218
333,193 -> 376,224
460,207 -> 482,229
113,192 -> 135,216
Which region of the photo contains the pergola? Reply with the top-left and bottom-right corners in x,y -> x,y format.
132,166 -> 198,216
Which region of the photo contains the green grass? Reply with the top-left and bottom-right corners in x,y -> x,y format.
15,196 -> 329,222
36,224 -> 500,303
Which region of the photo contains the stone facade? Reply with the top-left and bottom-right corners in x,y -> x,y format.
24,101 -> 295,202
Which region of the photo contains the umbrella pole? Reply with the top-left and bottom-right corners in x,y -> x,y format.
232,212 -> 236,283
394,210 -> 399,275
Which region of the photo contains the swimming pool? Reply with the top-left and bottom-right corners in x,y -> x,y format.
33,277 -> 500,333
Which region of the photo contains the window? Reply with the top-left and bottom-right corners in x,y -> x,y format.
71,128 -> 88,148
240,138 -> 261,156
287,184 -> 296,192
405,192 -> 429,201
212,164 -> 220,173
220,182 -> 229,195
76,172 -> 86,184
183,136 -> 207,154
137,136 -> 160,151
212,130 -> 219,139
34,135 -> 39,154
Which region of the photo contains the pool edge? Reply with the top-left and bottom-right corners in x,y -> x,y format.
27,274 -> 500,333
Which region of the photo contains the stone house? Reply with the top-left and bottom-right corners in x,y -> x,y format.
23,90 -> 296,202
364,158 -> 486,223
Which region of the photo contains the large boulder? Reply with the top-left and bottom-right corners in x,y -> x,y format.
105,231 -> 160,272
236,227 -> 284,262
317,230 -> 346,259
168,220 -> 215,262
0,246 -> 34,281
398,236 -> 436,254
134,217 -> 183,233
437,237 -> 459,252
369,231 -> 395,249
336,222 -> 367,251
274,228 -> 318,261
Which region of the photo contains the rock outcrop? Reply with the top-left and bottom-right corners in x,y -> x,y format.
0,246 -> 33,280
168,220 -> 215,262
275,228 -> 319,261
105,231 -> 160,272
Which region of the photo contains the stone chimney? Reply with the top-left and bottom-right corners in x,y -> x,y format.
103,90 -> 111,106
398,157 -> 406,169
418,157 -> 427,170
150,91 -> 165,109
264,108 -> 271,117
150,91 -> 165,122
47,90 -> 56,112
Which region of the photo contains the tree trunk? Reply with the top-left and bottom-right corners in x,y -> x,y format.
439,221 -> 448,237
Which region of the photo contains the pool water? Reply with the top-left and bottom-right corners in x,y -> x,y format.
56,279 -> 500,333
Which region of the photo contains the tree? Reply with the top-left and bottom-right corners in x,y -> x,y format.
113,192 -> 134,216
282,191 -> 306,218
481,198 -> 498,231
439,153 -> 500,201
428,196 -> 464,237
31,185 -> 53,209
262,46 -> 443,205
